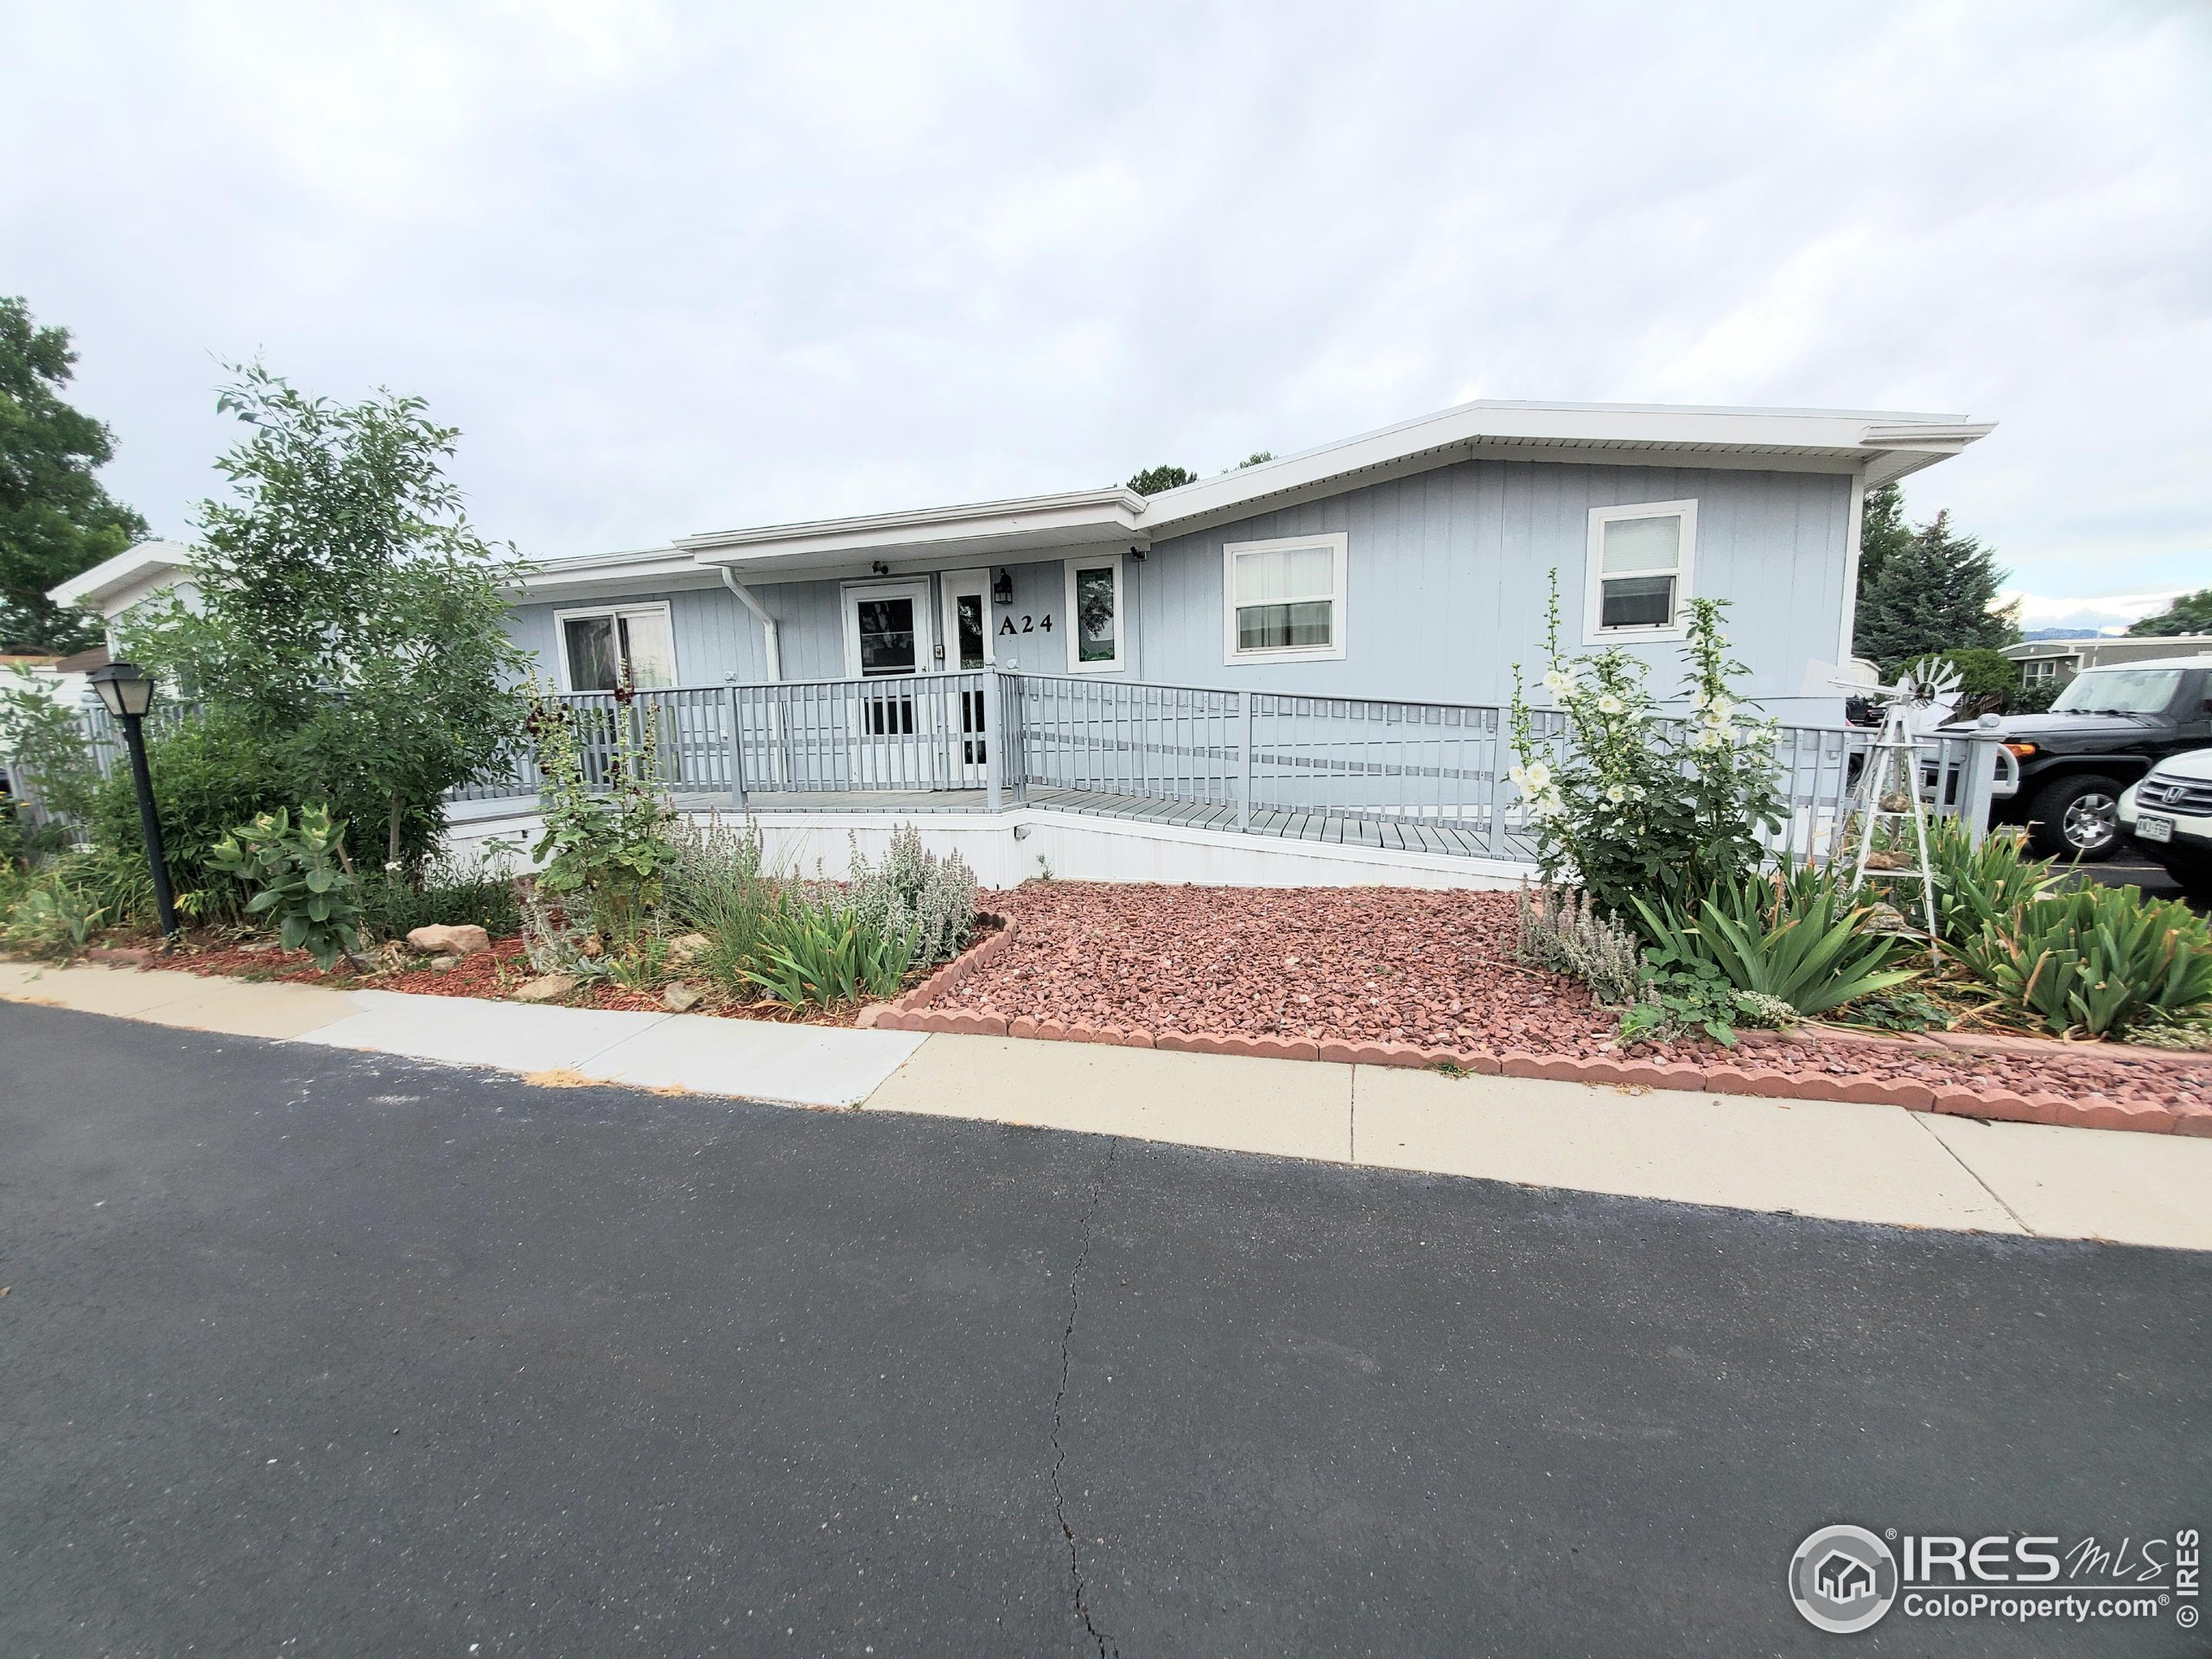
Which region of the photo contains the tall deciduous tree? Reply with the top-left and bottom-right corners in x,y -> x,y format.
2126,588 -> 2212,638
0,296 -> 149,652
124,364 -> 527,867
1852,486 -> 2018,671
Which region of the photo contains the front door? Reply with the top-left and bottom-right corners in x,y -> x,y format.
941,570 -> 991,768
842,580 -> 929,785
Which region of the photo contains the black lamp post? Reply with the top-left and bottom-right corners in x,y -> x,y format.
86,661 -> 180,943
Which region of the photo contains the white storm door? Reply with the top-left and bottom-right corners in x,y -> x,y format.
842,580 -> 929,787
940,569 -> 991,779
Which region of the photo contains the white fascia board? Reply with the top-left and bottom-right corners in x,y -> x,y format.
677,486 -> 1147,569
501,546 -> 715,603
1133,401 -> 1993,537
47,540 -> 194,610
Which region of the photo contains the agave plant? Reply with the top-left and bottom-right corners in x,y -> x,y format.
1960,884 -> 2212,1039
1633,864 -> 1919,1019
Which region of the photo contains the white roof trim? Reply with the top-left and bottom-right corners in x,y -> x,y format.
678,486 -> 1147,571
512,398 -> 1992,595
47,540 -> 196,610
1131,400 -> 1993,537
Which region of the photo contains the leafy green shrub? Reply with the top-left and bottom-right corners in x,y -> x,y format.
1834,988 -> 1952,1033
205,805 -> 365,969
743,892 -> 914,1008
1632,866 -> 1919,1020
88,709 -> 296,918
0,679 -> 101,823
1515,884 -> 1644,1006
356,849 -> 521,943
1960,885 -> 2212,1039
1618,960 -> 1792,1049
1,874 -> 105,957
524,688 -> 677,943
1510,582 -> 1783,927
843,825 -> 976,969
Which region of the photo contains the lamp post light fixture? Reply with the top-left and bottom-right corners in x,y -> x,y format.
86,661 -> 180,943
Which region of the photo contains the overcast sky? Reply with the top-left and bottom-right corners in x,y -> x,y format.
5,1 -> 2208,631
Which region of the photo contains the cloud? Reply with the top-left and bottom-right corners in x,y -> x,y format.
3,0 -> 2207,601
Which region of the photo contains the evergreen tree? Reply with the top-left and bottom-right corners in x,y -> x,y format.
2126,588 -> 2212,638
1127,463 -> 1195,495
1852,492 -> 2018,671
0,296 -> 149,652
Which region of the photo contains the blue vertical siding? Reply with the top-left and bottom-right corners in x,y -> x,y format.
504,458 -> 1852,716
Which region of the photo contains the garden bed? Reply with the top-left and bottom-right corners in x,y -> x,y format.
137,936 -> 868,1026
873,882 -> 2212,1135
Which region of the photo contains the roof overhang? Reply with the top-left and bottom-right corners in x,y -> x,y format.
675,486 -> 1149,578
1131,401 -> 1994,540
48,540 -> 196,613
511,398 -> 1993,600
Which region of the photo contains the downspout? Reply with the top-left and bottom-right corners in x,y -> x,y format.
719,567 -> 780,682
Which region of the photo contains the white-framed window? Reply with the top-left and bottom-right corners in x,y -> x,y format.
553,602 -> 678,690
1063,552 -> 1127,673
1222,532 -> 1347,664
1584,499 -> 1697,643
2022,657 -> 2068,683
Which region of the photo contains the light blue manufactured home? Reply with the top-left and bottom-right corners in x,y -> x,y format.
506,400 -> 1987,717
46,399 -> 1996,885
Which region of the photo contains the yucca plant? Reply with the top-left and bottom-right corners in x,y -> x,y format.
1960,884 -> 2212,1039
1921,817 -> 2057,947
1633,864 -> 1919,1019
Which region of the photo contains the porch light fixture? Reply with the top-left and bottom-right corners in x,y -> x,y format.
871,560 -> 891,576
86,662 -> 180,941
992,568 -> 1014,606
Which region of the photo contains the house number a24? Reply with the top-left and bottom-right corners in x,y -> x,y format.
997,613 -> 1052,635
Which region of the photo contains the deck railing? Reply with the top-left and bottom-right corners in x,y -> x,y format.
19,671 -> 2005,866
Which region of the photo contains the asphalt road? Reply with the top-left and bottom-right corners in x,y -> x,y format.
3,1003 -> 2207,1658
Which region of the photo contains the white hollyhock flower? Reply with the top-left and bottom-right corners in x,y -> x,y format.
1688,688 -> 1709,710
1523,760 -> 1553,791
1509,764 -> 1530,790
1605,784 -> 1628,804
1541,667 -> 1577,698
1596,693 -> 1624,715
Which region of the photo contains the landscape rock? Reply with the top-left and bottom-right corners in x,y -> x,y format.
665,933 -> 712,966
661,981 -> 704,1013
512,973 -> 580,1004
405,924 -> 492,957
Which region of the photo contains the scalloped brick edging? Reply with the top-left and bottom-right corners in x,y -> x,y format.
855,913 -> 1015,1033
856,927 -> 2210,1137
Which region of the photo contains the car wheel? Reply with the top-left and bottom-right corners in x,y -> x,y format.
2028,774 -> 2124,861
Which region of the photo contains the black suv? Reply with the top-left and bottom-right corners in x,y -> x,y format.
1942,656 -> 2212,860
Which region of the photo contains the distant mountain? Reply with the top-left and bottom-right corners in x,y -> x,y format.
2020,626 -> 2109,641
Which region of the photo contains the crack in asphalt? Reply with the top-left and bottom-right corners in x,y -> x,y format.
1050,1138 -> 1120,1659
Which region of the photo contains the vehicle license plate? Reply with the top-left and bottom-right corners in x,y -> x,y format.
2138,815 -> 2174,843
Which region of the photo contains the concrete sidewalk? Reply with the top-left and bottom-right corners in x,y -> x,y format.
7,958 -> 2210,1250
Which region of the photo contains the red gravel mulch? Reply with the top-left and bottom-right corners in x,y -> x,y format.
941,882 -> 2212,1112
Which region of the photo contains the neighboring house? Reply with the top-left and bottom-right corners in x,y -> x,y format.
2003,632 -> 2212,687
505,400 -> 1988,720
45,541 -> 200,652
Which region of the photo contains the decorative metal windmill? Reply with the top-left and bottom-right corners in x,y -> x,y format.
1846,655 -> 1961,957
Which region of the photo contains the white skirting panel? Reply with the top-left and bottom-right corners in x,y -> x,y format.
441,804 -> 1530,892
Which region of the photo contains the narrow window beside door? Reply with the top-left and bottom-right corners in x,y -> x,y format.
1063,553 -> 1127,672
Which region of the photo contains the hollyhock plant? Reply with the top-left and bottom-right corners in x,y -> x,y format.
1510,575 -> 1783,929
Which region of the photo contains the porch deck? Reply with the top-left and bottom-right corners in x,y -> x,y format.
663,785 -> 1519,859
